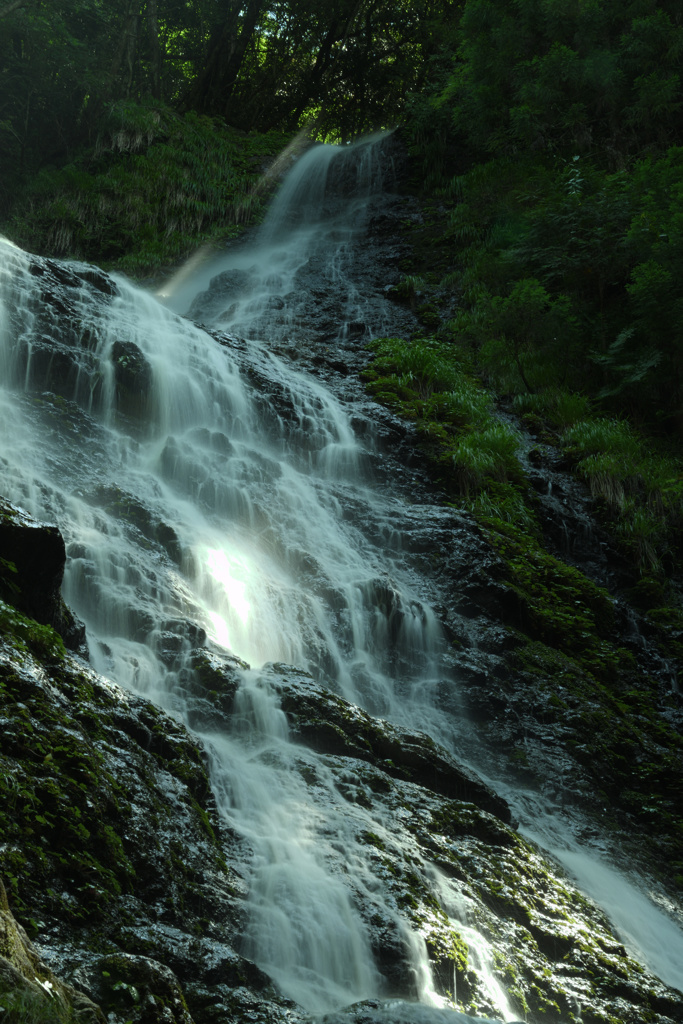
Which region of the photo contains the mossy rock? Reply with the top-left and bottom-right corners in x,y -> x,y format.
0,879 -> 104,1024
71,953 -> 192,1024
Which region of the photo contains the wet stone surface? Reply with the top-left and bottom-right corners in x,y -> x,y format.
1,149 -> 683,1023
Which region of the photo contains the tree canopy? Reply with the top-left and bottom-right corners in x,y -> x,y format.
0,0 -> 457,211
1,0 -> 683,622
2,0 -> 683,442
398,0 -> 683,436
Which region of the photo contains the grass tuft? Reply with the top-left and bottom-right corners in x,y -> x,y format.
563,418 -> 683,571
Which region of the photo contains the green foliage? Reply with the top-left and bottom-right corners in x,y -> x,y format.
429,139 -> 683,573
0,557 -> 20,598
0,0 -> 459,215
448,0 -> 683,162
368,336 -> 480,407
563,419 -> 683,571
512,390 -> 592,431
365,334 -> 525,500
0,0 -> 219,209
393,274 -> 428,304
450,423 -> 521,497
3,106 -> 289,276
0,987 -> 74,1024
470,480 -> 538,535
470,278 -> 580,394
400,0 -> 683,444
232,0 -> 460,141
397,4 -> 683,585
0,601 -> 65,662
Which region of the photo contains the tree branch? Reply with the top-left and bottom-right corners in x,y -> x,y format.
0,0 -> 31,18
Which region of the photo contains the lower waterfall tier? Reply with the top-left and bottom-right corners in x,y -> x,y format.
0,134 -> 682,1024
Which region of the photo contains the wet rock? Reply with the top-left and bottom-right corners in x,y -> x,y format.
42,258 -> 120,299
112,340 -> 154,422
0,497 -> 65,622
189,268 -> 255,322
3,252 -> 116,407
0,635 -> 253,1024
2,160 -> 683,1024
180,647 -> 247,731
320,1002 -> 516,1023
0,879 -> 104,1024
89,485 -> 183,564
0,496 -> 86,651
1,605 -> 682,1024
72,953 -> 193,1024
262,663 -> 511,823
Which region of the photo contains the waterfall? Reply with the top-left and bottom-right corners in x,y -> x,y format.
1,135 -> 682,1018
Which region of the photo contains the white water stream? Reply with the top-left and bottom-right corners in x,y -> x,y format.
1,138 -> 682,1018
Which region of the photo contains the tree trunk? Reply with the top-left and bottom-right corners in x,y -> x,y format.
288,0 -> 369,128
108,0 -> 141,100
218,0 -> 263,114
146,0 -> 162,100
19,86 -> 32,176
180,0 -> 263,117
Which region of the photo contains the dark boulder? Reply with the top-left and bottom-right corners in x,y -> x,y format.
72,954 -> 194,1024
0,496 -> 85,651
111,340 -> 154,423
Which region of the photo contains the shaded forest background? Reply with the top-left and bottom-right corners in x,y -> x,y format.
2,0 -> 683,586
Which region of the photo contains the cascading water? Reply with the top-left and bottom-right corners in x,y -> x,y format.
1,136 -> 682,1020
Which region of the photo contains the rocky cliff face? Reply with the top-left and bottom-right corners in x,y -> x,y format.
1,498 -> 682,1024
0,157 -> 682,1024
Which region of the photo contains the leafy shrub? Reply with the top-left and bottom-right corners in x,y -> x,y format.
512,389 -> 591,430
366,335 -> 523,498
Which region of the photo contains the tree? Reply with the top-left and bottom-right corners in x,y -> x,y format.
179,0 -> 459,139
179,0 -> 264,117
0,0 -> 32,17
442,0 -> 682,165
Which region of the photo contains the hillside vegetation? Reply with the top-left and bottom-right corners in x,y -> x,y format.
2,0 -> 683,584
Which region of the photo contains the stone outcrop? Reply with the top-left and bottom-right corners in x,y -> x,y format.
0,497 -> 85,651
262,662 -> 511,823
1,495 -> 682,1023
2,613 -> 682,1023
1,174 -> 683,1024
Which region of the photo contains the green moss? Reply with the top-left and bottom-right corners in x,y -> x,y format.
0,601 -> 65,662
361,831 -> 386,851
430,801 -> 515,849
0,633 -> 233,936
364,329 -> 681,882
0,670 -> 135,920
508,637 -> 683,883
482,519 -> 617,669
